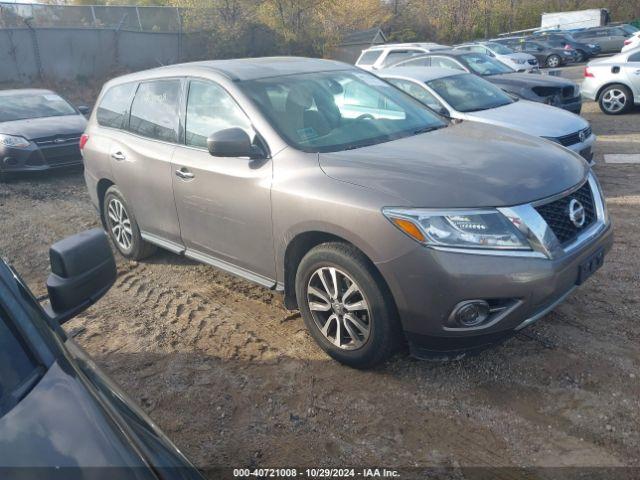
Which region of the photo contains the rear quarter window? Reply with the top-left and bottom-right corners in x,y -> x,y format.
357,50 -> 382,66
97,83 -> 137,129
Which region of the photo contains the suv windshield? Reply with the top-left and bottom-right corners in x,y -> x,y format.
238,70 -> 446,153
461,53 -> 514,75
0,93 -> 77,122
428,74 -> 513,112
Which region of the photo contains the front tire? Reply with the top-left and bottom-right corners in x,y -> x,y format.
546,54 -> 561,68
295,242 -> 401,369
599,84 -> 633,115
103,185 -> 156,260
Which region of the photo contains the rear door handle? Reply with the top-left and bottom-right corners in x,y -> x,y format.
175,168 -> 194,180
111,151 -> 126,161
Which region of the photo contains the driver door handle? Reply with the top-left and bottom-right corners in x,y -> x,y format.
111,151 -> 126,161
175,168 -> 194,180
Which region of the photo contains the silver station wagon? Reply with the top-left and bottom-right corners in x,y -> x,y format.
82,57 -> 612,368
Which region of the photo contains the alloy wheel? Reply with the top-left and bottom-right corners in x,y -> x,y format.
602,89 -> 627,113
306,266 -> 371,350
107,198 -> 133,251
547,55 -> 560,68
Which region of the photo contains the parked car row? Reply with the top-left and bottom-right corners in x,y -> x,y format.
378,67 -> 595,162
382,50 -> 583,113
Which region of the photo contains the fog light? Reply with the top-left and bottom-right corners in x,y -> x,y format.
452,300 -> 490,327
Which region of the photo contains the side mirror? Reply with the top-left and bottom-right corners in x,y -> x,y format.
46,229 -> 117,324
207,128 -> 263,158
77,105 -> 90,115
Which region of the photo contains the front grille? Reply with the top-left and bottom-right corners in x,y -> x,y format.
33,135 -> 82,166
556,126 -> 591,147
535,181 -> 596,245
562,85 -> 576,98
528,59 -> 537,65
34,135 -> 81,146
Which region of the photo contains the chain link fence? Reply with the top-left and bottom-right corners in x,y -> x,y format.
0,3 -> 182,32
0,3 -> 218,82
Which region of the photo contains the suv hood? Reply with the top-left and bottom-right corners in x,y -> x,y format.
0,115 -> 87,140
487,72 -> 575,89
465,100 -> 588,138
319,121 -> 587,208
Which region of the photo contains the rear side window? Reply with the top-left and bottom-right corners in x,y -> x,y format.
629,52 -> 640,62
430,56 -> 465,71
128,80 -> 181,143
397,56 -> 430,67
0,309 -> 41,417
357,50 -> 382,66
389,79 -> 444,112
97,83 -> 137,129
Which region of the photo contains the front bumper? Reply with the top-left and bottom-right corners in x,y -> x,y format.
559,95 -> 582,114
0,142 -> 82,173
375,175 -> 613,352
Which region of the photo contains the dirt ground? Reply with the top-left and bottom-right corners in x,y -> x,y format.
1,69 -> 639,476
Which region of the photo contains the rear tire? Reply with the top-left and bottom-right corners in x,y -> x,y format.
599,84 -> 633,115
295,242 -> 401,369
103,185 -> 156,260
545,54 -> 561,68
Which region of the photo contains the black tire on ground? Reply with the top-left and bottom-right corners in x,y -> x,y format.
545,54 -> 561,68
598,84 -> 634,115
295,242 -> 402,369
102,185 -> 156,260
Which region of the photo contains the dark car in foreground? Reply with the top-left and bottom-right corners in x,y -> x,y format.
388,50 -> 583,112
0,89 -> 88,176
82,57 -> 611,368
0,229 -> 204,479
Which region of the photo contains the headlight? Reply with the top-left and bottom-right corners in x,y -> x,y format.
588,44 -> 596,48
0,134 -> 30,149
382,208 -> 531,250
562,51 -> 572,55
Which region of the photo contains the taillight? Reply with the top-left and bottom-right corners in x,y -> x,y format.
584,67 -> 594,78
624,39 -> 632,45
564,44 -> 574,50
79,134 -> 89,150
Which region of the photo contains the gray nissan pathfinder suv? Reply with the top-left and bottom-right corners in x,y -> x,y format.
81,57 -> 613,368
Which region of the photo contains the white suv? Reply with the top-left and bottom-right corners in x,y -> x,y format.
355,43 -> 450,71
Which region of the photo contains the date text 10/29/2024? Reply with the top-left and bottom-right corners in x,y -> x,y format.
233,468 -> 401,478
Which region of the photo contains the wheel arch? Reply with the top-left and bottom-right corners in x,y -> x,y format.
596,82 -> 634,102
96,178 -> 115,228
282,231 -> 396,316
